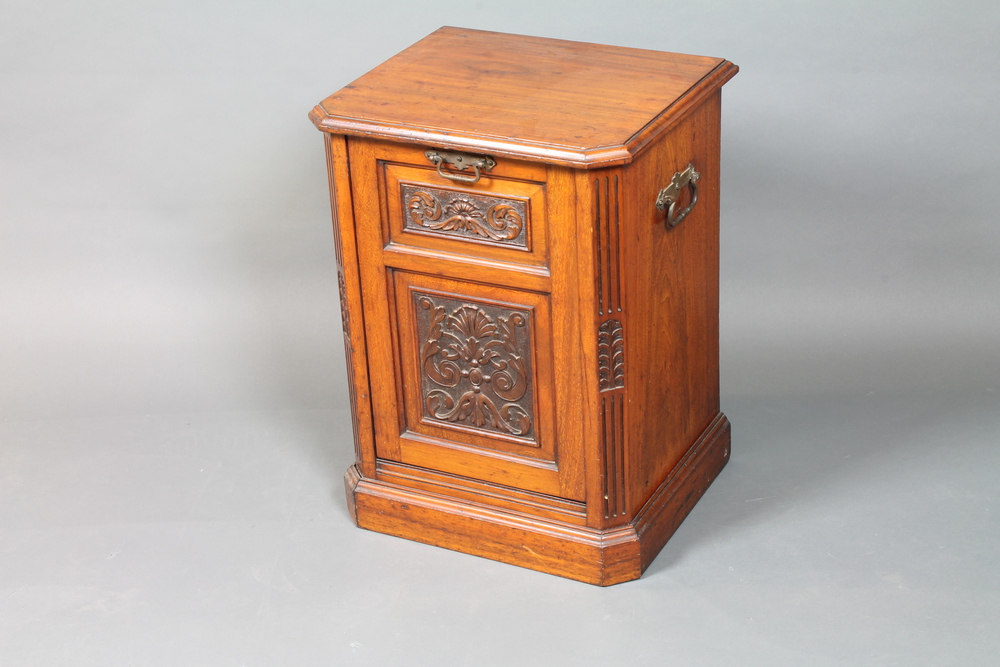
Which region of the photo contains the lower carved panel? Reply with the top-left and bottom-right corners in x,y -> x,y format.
413,292 -> 536,443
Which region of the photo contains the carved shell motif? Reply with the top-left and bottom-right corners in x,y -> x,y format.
401,184 -> 528,248
414,293 -> 535,442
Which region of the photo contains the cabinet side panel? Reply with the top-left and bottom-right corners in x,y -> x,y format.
325,134 -> 377,476
620,93 -> 722,516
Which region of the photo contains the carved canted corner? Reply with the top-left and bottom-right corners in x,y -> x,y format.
401,183 -> 529,248
413,292 -> 536,442
594,174 -> 627,518
337,270 -> 351,341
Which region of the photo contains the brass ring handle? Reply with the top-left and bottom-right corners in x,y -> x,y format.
425,150 -> 496,184
655,163 -> 700,227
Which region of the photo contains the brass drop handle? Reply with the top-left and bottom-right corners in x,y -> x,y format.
656,163 -> 700,227
425,150 -> 496,184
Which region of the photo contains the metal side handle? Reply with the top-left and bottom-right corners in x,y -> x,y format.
655,163 -> 700,227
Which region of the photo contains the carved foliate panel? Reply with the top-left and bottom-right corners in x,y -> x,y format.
413,292 -> 535,442
598,319 -> 625,391
401,183 -> 529,249
337,270 -> 351,341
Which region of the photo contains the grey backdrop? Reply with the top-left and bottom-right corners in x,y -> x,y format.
2,1 -> 997,665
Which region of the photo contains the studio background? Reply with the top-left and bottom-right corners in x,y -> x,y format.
2,1 -> 997,665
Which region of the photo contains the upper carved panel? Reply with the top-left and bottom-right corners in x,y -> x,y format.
401,183 -> 529,249
414,292 -> 535,442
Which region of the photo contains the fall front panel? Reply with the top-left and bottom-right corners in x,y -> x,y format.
388,270 -> 565,496
382,162 -> 549,269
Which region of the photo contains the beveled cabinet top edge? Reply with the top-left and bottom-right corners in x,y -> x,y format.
309,27 -> 738,169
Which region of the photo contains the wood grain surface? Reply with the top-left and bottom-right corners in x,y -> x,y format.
311,27 -> 737,167
317,29 -> 737,584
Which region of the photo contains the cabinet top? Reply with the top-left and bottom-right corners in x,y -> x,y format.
310,27 -> 737,168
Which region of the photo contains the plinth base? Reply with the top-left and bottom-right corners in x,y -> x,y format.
345,413 -> 730,586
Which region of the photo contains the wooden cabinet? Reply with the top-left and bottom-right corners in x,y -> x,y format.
310,27 -> 738,585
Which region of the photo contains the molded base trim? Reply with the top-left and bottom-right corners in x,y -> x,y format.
344,413 -> 730,585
